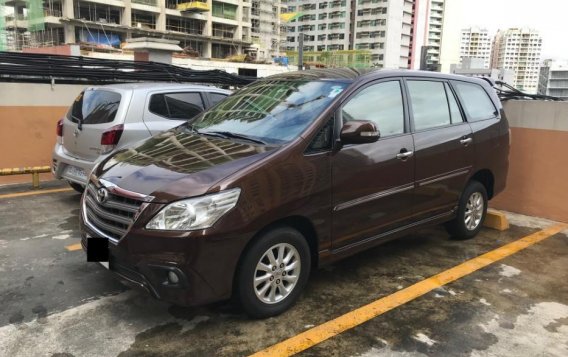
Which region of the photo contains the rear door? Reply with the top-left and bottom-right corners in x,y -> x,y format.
143,91 -> 206,135
62,88 -> 125,161
406,79 -> 474,219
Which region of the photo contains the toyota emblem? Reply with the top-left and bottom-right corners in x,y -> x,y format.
96,188 -> 109,204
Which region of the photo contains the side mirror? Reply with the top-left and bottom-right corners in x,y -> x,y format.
340,120 -> 380,145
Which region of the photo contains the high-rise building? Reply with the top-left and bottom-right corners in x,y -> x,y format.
423,0 -> 444,70
1,0 -> 284,61
251,0 -> 287,59
408,0 -> 459,73
460,27 -> 491,69
538,59 -> 568,100
284,0 -> 414,69
491,28 -> 542,94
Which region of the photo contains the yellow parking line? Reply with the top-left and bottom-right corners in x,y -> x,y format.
250,223 -> 568,357
0,188 -> 73,199
65,243 -> 82,251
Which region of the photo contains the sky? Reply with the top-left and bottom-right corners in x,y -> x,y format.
452,0 -> 568,60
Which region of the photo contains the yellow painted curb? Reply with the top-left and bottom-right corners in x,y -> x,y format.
484,209 -> 510,231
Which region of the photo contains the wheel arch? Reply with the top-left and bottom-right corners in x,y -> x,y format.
470,169 -> 495,199
232,215 -> 319,295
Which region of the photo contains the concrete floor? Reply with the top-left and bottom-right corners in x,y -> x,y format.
0,182 -> 567,357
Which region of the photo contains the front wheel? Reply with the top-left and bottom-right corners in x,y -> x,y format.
236,226 -> 311,318
445,180 -> 488,240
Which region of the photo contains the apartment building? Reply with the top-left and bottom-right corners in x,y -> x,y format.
460,27 -> 491,69
538,59 -> 568,100
2,0 -> 284,60
284,0 -> 413,69
251,0 -> 287,59
491,28 -> 542,94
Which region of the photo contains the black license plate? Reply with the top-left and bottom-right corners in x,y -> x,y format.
87,237 -> 109,265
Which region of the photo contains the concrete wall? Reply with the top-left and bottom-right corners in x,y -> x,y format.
490,100 -> 568,223
0,83 -> 83,185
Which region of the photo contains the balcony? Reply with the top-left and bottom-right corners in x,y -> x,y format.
177,1 -> 210,12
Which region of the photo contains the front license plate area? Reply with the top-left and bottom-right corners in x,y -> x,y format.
87,237 -> 109,268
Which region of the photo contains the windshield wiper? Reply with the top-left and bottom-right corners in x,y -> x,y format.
201,131 -> 267,145
284,95 -> 327,108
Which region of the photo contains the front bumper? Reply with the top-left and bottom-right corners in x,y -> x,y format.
80,208 -> 250,306
52,144 -> 96,186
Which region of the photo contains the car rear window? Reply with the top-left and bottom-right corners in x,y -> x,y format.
70,90 -> 121,124
452,82 -> 497,121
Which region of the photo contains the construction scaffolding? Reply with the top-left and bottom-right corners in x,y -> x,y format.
250,0 -> 285,60
285,50 -> 373,68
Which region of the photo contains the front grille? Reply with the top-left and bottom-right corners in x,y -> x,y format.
84,183 -> 143,241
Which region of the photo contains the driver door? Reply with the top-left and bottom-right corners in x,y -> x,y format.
331,79 -> 416,250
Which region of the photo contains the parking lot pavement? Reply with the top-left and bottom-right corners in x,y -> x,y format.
0,187 -> 567,357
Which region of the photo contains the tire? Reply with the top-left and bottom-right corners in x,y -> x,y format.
445,180 -> 488,240
236,226 -> 311,318
68,181 -> 85,194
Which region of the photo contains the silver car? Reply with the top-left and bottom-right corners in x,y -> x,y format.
52,83 -> 231,192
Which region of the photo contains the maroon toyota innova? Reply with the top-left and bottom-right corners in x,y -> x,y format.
81,69 -> 509,318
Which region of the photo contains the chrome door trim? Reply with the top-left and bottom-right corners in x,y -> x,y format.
334,183 -> 414,212
417,167 -> 471,187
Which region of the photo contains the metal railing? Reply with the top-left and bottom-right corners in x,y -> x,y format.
0,166 -> 51,189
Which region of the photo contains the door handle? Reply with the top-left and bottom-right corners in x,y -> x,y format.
396,150 -> 414,160
460,137 -> 473,146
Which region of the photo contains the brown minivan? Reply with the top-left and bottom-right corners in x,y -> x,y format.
81,69 -> 509,318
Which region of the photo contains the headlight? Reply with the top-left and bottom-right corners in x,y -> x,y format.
146,188 -> 241,231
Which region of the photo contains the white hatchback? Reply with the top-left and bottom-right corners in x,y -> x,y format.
52,82 -> 231,192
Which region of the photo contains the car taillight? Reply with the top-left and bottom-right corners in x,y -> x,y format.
100,124 -> 124,154
56,119 -> 64,145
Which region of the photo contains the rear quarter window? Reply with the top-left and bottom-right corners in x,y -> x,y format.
209,92 -> 229,106
452,82 -> 497,122
70,90 -> 121,124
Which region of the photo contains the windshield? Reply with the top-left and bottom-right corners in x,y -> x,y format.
189,79 -> 348,144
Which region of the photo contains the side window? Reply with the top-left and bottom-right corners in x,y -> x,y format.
407,80 -> 451,131
444,83 -> 463,123
341,81 -> 404,137
149,92 -> 204,120
452,82 -> 497,121
209,92 -> 229,106
306,118 -> 334,153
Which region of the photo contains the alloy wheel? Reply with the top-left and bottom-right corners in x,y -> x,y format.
464,192 -> 484,231
253,243 -> 301,304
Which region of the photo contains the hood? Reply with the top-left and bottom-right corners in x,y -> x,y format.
97,128 -> 277,202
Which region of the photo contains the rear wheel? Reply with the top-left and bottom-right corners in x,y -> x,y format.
445,180 -> 488,240
68,181 -> 85,194
236,226 -> 311,318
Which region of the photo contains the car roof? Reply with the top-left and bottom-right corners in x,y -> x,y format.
264,68 -> 490,86
86,82 -> 230,93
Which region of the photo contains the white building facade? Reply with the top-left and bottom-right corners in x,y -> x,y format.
460,27 -> 491,69
491,28 -> 542,94
284,0 -> 413,69
538,59 -> 568,100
